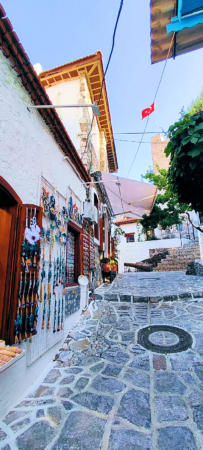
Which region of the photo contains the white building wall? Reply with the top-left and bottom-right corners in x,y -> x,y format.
45,77 -> 104,173
45,79 -> 82,152
0,54 -> 86,206
0,52 -> 88,412
117,223 -> 183,273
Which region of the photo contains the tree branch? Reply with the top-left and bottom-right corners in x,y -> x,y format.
185,211 -> 203,233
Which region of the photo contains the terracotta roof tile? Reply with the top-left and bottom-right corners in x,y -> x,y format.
2,17 -> 12,32
0,18 -> 6,34
115,218 -> 138,226
0,4 -> 6,18
4,31 -> 13,46
2,42 -> 10,57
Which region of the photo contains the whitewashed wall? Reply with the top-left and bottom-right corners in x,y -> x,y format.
117,238 -> 183,273
0,52 -> 88,409
0,52 -> 86,206
117,222 -> 184,273
45,79 -> 82,152
45,77 -> 103,171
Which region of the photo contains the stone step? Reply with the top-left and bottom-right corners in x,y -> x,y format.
162,254 -> 195,258
157,266 -> 187,272
162,256 -> 198,261
154,267 -> 185,271
167,250 -> 200,255
167,252 -> 200,258
152,242 -> 200,273
163,260 -> 197,265
167,256 -> 197,261
156,264 -> 188,269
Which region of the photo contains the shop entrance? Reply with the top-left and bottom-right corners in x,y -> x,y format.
0,177 -> 21,344
66,221 -> 82,286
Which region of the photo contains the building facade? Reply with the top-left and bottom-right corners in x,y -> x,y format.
0,6 -> 115,415
38,53 -> 117,287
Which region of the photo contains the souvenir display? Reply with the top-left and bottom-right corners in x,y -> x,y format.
40,247 -> 46,302
89,227 -> 96,270
13,180 -> 83,363
65,287 -> 80,317
14,207 -> 41,343
47,248 -> 52,330
82,221 -> 96,276
61,291 -> 64,330
53,260 -> 57,333
41,287 -> 47,330
57,295 -> 61,332
82,222 -> 90,276
66,231 -> 75,283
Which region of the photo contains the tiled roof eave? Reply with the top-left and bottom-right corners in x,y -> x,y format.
39,52 -> 118,173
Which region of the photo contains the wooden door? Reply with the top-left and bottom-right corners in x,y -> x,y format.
0,201 -> 42,344
0,182 -> 20,344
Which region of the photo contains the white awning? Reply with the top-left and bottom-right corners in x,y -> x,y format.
101,173 -> 157,219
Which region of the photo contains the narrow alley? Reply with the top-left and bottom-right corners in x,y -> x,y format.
1,272 -> 203,450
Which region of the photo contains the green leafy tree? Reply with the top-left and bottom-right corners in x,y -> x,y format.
139,166 -> 189,237
188,89 -> 203,116
114,225 -> 125,259
164,87 -> 203,232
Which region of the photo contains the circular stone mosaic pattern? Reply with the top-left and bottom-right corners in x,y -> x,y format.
138,325 -> 193,354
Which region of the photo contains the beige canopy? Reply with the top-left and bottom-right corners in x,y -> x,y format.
102,173 -> 157,219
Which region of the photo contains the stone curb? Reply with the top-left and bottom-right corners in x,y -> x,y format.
103,290 -> 203,303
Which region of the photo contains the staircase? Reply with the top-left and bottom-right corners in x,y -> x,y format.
153,242 -> 200,272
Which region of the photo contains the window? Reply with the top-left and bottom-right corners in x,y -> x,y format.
167,0 -> 203,33
94,193 -> 99,240
182,0 -> 203,16
126,233 -> 135,243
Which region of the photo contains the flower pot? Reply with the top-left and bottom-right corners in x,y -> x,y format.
111,264 -> 117,272
102,263 -> 111,272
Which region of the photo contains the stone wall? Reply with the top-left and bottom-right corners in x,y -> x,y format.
186,260 -> 203,276
151,134 -> 170,174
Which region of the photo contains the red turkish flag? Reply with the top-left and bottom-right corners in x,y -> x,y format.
142,102 -> 155,120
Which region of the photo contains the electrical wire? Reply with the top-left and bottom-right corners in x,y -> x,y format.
114,131 -> 166,135
115,139 -> 167,144
92,131 -> 166,135
98,0 -> 124,104
105,184 -> 143,218
126,32 -> 175,178
82,0 -> 124,163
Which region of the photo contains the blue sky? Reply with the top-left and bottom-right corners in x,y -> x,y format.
3,0 -> 203,181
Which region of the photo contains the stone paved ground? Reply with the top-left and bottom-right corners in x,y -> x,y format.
1,274 -> 203,449
97,272 -> 203,302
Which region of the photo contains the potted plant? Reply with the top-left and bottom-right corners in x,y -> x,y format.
100,257 -> 111,272
110,259 -> 118,272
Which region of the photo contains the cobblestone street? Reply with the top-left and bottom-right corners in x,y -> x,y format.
1,273 -> 203,449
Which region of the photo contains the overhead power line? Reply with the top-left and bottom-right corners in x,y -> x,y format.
126,32 -> 175,178
92,131 -> 167,135
98,0 -> 124,104
115,139 -> 168,144
83,0 -> 124,160
105,184 -> 143,218
114,131 -> 166,135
